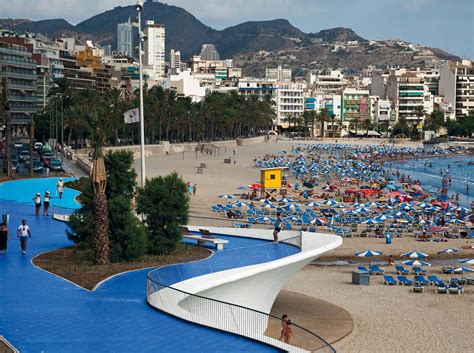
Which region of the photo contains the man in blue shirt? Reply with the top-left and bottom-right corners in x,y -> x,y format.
273,212 -> 282,242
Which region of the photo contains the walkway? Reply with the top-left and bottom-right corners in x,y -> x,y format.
0,178 -> 293,352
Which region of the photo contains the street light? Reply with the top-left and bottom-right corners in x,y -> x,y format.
135,1 -> 146,187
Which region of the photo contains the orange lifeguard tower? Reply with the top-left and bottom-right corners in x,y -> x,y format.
260,167 -> 288,200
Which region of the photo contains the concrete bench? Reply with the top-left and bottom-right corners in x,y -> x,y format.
182,234 -> 228,250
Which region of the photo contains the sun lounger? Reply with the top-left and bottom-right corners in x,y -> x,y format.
448,282 -> 464,295
395,266 -> 409,275
357,266 -> 371,273
414,275 -> 430,286
397,276 -> 413,286
441,267 -> 455,274
435,282 -> 448,294
383,275 -> 397,285
370,265 -> 385,275
412,266 -> 428,275
412,284 -> 424,293
428,275 -> 444,285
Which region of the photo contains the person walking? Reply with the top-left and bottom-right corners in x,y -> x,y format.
43,191 -> 51,216
17,219 -> 31,255
0,222 -> 9,255
273,212 -> 282,242
57,178 -> 64,199
193,184 -> 197,196
33,193 -> 41,217
279,314 -> 289,341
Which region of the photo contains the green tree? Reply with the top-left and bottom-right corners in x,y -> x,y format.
423,111 -> 445,132
317,108 -> 330,140
137,173 -> 189,254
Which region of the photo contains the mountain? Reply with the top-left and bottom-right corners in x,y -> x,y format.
310,27 -> 366,43
0,2 -> 461,74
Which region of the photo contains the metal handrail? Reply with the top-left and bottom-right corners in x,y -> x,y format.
146,234 -> 335,352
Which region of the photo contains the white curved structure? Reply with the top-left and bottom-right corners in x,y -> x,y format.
147,227 -> 342,352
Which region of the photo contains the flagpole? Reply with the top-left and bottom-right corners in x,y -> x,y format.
136,1 -> 146,187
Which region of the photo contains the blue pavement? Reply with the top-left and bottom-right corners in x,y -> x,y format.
0,178 -> 286,352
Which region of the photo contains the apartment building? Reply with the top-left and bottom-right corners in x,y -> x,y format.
117,18 -> 133,58
439,60 -> 474,118
0,37 -> 38,134
143,21 -> 166,78
340,88 -> 370,123
386,71 -> 431,122
308,69 -> 347,94
266,65 -> 291,82
276,82 -> 306,128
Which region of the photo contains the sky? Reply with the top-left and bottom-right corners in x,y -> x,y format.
1,0 -> 473,58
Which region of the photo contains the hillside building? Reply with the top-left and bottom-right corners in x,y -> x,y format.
199,44 -> 220,61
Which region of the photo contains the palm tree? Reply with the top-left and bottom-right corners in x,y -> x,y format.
361,119 -> 373,137
349,116 -> 360,137
81,89 -> 110,265
317,108 -> 330,140
302,110 -> 316,139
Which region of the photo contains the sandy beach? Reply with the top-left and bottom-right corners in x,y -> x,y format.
134,138 -> 474,352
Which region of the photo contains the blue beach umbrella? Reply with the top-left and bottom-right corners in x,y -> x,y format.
355,250 -> 383,257
322,199 -> 339,206
449,219 -> 465,225
219,194 -> 235,199
402,260 -> 431,267
453,266 -> 474,274
459,259 -> 474,265
237,186 -> 247,190
402,251 -> 428,259
307,201 -> 322,207
362,218 -> 379,225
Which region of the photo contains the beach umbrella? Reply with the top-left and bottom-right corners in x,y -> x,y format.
355,250 -> 383,257
256,216 -> 276,223
219,194 -> 235,199
261,203 -> 277,209
439,248 -> 462,265
362,218 -> 379,225
230,200 -> 249,208
459,259 -> 474,265
453,267 -> 474,274
449,219 -> 465,225
456,207 -> 470,213
402,251 -> 428,259
322,199 -> 339,206
310,218 -> 327,225
402,260 -> 431,267
307,201 -> 322,207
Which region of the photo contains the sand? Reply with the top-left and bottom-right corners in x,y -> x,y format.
134,138 -> 474,353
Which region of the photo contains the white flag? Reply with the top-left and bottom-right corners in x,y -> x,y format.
123,108 -> 140,124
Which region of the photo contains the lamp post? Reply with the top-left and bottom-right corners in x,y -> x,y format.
61,95 -> 64,165
136,1 -> 146,187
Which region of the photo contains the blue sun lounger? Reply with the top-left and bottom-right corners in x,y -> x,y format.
395,266 -> 409,275
428,275 -> 444,285
412,266 -> 428,275
435,281 -> 448,294
357,266 -> 371,273
414,275 -> 430,286
383,275 -> 397,285
397,276 -> 413,286
370,265 -> 385,275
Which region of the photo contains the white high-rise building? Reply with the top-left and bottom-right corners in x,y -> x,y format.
143,20 -> 166,78
169,49 -> 181,73
117,18 -> 133,57
266,65 -> 292,81
439,60 -> 474,118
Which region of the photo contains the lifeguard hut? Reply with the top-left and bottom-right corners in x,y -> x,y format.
260,167 -> 288,200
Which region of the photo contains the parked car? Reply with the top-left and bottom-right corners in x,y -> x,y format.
3,156 -> 20,173
33,158 -> 43,173
49,159 -> 63,172
19,150 -> 30,163
34,142 -> 43,151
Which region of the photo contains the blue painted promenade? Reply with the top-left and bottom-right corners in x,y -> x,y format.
0,178 -> 289,352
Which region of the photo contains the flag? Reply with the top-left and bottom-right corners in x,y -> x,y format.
124,108 -> 140,124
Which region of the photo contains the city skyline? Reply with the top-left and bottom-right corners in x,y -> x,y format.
0,0 -> 472,59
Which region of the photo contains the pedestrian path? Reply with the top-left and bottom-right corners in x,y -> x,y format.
0,178 -> 292,352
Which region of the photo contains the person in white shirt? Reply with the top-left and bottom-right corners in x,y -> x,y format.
57,178 -> 64,199
43,191 -> 51,216
17,219 -> 31,255
33,193 -> 41,217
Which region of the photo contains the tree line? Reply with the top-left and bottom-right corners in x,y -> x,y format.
34,78 -> 275,148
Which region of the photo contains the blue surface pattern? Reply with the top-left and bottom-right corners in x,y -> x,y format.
0,178 -> 285,352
